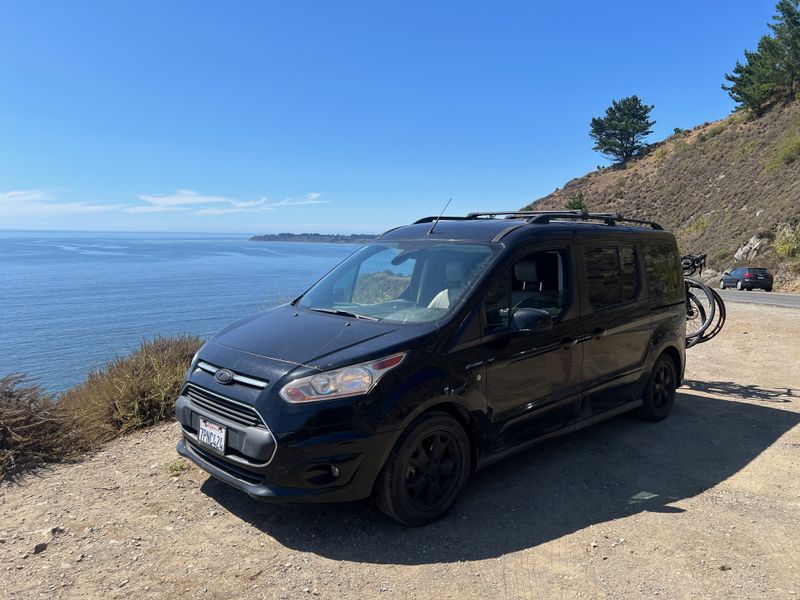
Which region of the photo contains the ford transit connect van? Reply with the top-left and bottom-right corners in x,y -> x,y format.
176,211 -> 686,525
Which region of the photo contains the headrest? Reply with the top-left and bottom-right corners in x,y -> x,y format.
514,258 -> 538,282
445,261 -> 464,281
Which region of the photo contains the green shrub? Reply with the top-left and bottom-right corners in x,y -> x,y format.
684,216 -> 709,235
0,375 -> 76,481
698,124 -> 725,142
59,336 -> 202,449
565,191 -> 588,210
774,224 -> 800,258
673,140 -> 693,155
764,120 -> 800,173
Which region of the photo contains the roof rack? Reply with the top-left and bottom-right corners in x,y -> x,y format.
464,211 -> 543,220
460,210 -> 664,230
414,210 -> 663,230
526,211 -> 663,230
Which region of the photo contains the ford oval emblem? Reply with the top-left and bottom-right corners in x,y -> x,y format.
215,369 -> 234,385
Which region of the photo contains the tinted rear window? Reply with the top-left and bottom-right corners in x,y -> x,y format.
642,244 -> 683,304
749,268 -> 770,274
583,246 -> 639,309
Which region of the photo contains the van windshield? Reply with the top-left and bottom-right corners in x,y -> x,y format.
298,241 -> 500,324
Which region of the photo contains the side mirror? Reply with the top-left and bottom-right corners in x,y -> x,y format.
510,307 -> 553,332
723,271 -> 730,276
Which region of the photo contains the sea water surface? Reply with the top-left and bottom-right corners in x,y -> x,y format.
0,231 -> 357,391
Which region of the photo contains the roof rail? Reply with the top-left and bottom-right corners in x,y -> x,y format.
413,216 -> 470,224
413,210 -> 664,230
527,211 -> 663,230
464,211 -> 543,219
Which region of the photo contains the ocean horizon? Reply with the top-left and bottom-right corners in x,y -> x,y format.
0,231 -> 358,392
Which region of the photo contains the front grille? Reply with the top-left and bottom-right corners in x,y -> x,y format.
184,384 -> 264,429
187,440 -> 264,485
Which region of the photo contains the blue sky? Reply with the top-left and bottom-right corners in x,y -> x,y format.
0,1 -> 778,233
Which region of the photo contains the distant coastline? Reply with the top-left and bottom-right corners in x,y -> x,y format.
249,233 -> 376,244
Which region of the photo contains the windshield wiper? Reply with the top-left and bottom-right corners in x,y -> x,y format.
308,307 -> 380,321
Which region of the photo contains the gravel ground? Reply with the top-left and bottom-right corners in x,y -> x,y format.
2,302 -> 799,599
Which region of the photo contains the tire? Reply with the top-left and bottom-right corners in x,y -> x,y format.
636,355 -> 678,422
736,280 -> 743,290
376,411 -> 471,526
719,280 -> 726,290
766,287 -> 773,292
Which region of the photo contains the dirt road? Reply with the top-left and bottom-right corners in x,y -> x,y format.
2,302 -> 799,599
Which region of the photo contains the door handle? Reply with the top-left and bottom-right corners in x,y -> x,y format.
560,336 -> 577,350
591,327 -> 607,339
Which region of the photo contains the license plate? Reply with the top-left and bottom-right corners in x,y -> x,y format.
198,418 -> 226,453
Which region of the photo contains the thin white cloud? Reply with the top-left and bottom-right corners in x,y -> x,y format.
270,193 -> 327,207
0,188 -> 328,220
128,189 -> 327,216
0,189 -> 125,217
133,189 -> 237,209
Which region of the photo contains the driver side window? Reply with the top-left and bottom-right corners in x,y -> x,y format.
484,249 -> 570,330
351,248 -> 415,304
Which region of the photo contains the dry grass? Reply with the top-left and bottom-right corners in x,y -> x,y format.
0,335 -> 202,481
59,336 -> 201,449
0,375 -> 77,481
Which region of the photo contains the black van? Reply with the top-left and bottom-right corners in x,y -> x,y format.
176,211 -> 686,525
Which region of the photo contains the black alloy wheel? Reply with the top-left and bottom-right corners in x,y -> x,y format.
376,412 -> 471,526
636,355 -> 678,422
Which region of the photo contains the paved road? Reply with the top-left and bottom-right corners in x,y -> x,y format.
718,288 -> 800,309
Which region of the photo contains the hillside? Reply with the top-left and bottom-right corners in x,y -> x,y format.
523,101 -> 800,290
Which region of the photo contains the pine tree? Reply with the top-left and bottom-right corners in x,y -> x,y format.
724,0 -> 800,113
724,36 -> 784,114
589,96 -> 655,164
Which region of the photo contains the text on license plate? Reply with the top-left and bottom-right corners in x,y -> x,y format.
198,418 -> 226,453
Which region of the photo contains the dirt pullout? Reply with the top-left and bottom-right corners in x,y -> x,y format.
2,302 -> 799,599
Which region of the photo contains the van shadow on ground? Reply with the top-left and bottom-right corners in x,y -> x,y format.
202,386 -> 799,565
683,379 -> 795,403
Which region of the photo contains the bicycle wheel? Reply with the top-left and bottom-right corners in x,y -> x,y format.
685,292 -> 707,339
684,278 -> 716,341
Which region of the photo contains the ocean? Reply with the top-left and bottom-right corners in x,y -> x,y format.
0,231 -> 358,392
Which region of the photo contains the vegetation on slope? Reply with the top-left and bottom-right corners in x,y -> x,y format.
524,102 -> 800,288
0,336 -> 201,481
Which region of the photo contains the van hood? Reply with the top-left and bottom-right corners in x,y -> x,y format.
210,304 -> 430,370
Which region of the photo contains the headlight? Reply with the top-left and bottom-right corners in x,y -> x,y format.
279,353 -> 407,403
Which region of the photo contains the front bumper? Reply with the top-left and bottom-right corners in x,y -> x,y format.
175,389 -> 397,503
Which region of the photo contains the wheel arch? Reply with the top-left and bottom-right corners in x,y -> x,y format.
401,400 -> 480,472
659,345 -> 684,386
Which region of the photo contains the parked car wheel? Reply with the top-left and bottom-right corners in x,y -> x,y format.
736,280 -> 743,290
636,355 -> 677,422
376,411 -> 471,526
766,287 -> 773,292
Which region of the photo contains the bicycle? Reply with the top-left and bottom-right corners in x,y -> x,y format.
681,253 -> 726,347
